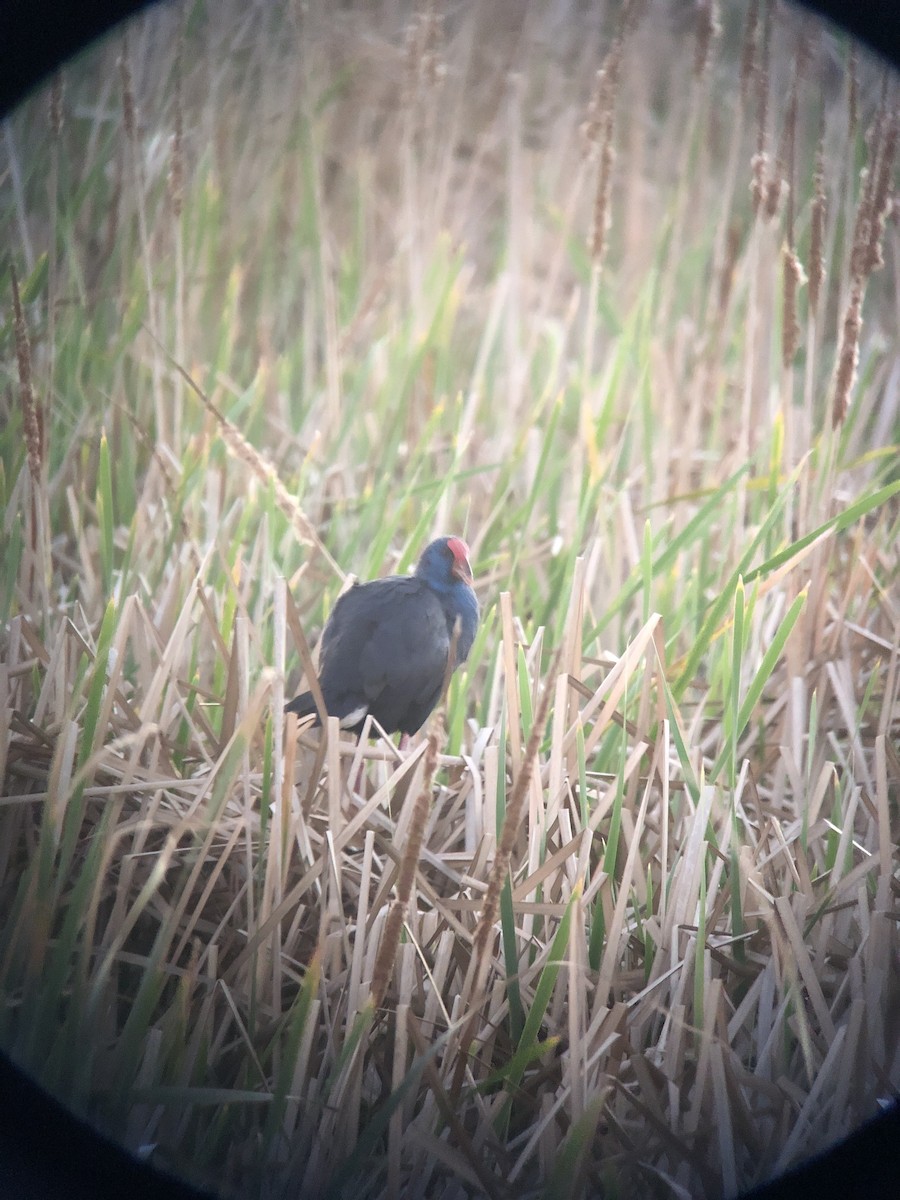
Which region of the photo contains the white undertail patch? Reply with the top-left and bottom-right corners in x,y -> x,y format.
340,705 -> 368,729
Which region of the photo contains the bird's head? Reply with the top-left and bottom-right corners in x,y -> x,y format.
417,536 -> 474,589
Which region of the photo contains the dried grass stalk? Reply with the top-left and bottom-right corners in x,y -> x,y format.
480,730 -> 540,954
447,653 -> 559,1100
473,650 -> 559,962
718,222 -> 742,313
369,728 -> 440,1011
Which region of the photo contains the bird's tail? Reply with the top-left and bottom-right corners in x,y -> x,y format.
284,691 -> 318,719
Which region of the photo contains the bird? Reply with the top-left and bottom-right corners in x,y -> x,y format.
285,536 -> 479,738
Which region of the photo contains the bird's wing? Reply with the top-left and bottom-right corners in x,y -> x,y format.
318,577 -> 450,726
358,589 -> 449,697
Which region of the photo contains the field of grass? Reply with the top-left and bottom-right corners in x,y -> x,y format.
1,1 -> 898,1197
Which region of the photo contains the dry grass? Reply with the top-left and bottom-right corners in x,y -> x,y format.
1,2 -> 898,1198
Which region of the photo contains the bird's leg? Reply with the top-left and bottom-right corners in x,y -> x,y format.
398,733 -> 410,752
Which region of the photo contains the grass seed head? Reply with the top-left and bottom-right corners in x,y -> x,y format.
48,72 -> 64,139
781,245 -> 804,367
581,69 -> 606,155
808,124 -> 826,313
118,33 -> 137,143
849,166 -> 874,281
847,42 -> 858,138
750,151 -> 768,214
693,0 -> 721,80
10,264 -> 43,484
168,39 -> 184,219
590,132 -> 616,266
420,4 -> 445,91
739,1 -> 760,103
619,0 -> 647,38
849,104 -> 897,283
751,0 -> 773,214
764,173 -> 785,222
585,39 -> 623,266
861,106 -> 898,276
832,280 -> 862,427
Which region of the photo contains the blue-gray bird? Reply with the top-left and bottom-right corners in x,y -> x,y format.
286,536 -> 478,736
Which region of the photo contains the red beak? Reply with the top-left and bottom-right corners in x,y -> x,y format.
452,557 -> 473,584
448,537 -> 473,583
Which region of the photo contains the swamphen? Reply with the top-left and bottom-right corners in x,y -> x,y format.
286,536 -> 478,737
